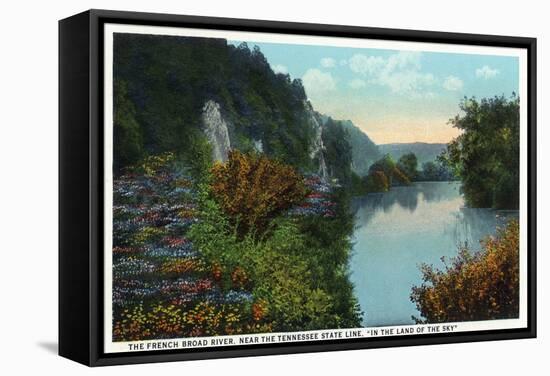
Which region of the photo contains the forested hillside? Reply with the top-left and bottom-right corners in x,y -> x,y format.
114,34 -> 329,175
111,34 -> 364,340
339,120 -> 381,176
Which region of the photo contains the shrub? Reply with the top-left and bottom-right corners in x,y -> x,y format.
391,166 -> 411,186
364,171 -> 390,192
189,168 -> 361,332
410,220 -> 519,323
134,152 -> 175,177
113,301 -> 255,340
210,150 -> 307,236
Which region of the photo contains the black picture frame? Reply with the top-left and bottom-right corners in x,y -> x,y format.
59,9 -> 537,367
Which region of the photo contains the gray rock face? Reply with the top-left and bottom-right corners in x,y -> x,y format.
253,139 -> 264,153
202,100 -> 231,162
305,101 -> 328,181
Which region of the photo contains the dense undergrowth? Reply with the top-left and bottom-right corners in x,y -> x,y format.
112,153 -> 361,341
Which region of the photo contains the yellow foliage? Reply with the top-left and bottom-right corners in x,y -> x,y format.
159,258 -> 204,274
210,150 -> 307,236
138,152 -> 175,176
411,220 -> 519,323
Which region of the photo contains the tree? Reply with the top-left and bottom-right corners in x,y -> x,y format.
363,171 -> 389,192
421,161 -> 438,181
440,95 -> 519,209
368,154 -> 395,180
368,154 -> 410,187
417,160 -> 455,181
397,152 -> 418,180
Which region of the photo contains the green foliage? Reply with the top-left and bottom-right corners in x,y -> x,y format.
420,161 -> 438,181
296,188 -> 362,327
113,300 -> 260,341
185,130 -> 213,183
411,220 -> 519,323
366,154 -> 410,188
322,118 -> 353,185
188,183 -> 361,332
349,172 -> 370,195
113,35 -> 315,172
363,171 -> 390,192
113,79 -> 144,172
338,119 -> 381,176
368,154 -> 396,179
349,153 -> 417,194
417,160 -> 455,181
379,143 -> 446,168
440,95 -> 520,209
397,152 -> 418,180
132,152 -> 176,177
248,221 -> 338,331
392,166 -> 411,186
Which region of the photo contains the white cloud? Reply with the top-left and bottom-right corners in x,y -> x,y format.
348,78 -> 367,89
271,64 -> 288,74
386,51 -> 422,72
320,57 -> 336,68
349,54 -> 386,76
302,69 -> 337,97
381,71 -> 435,95
347,51 -> 435,95
443,75 -> 464,91
476,65 -> 500,79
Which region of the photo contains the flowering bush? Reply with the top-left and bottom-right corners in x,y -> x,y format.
411,220 -> 519,323
211,150 -> 307,236
287,174 -> 336,218
112,155 -> 263,341
112,152 -> 359,341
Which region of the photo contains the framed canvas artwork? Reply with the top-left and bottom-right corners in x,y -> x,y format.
59,9 -> 536,366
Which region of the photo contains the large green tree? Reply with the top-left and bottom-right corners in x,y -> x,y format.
397,152 -> 418,180
441,95 -> 520,209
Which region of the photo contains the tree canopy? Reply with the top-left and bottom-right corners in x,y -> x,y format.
397,152 -> 418,180
113,35 -> 317,174
441,95 -> 520,209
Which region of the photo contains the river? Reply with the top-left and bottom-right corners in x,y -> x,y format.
349,181 -> 518,327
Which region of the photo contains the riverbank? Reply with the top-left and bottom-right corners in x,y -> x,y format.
349,181 -> 518,327
112,155 -> 361,341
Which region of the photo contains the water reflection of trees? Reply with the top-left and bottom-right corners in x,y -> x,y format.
446,208 -> 518,251
349,181 -> 520,326
419,182 -> 460,203
351,181 -> 520,249
352,182 -> 461,223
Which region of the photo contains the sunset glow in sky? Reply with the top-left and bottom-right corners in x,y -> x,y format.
232,41 -> 519,144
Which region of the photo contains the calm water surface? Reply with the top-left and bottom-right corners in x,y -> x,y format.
349,181 -> 517,327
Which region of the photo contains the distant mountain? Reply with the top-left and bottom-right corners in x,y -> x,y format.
341,120 -> 381,176
321,116 -> 381,176
378,142 -> 446,168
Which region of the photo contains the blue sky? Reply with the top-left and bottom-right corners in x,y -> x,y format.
230,41 -> 519,144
